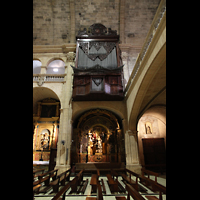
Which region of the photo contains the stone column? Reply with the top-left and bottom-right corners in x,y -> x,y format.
40,66 -> 47,74
55,52 -> 75,174
125,130 -> 141,173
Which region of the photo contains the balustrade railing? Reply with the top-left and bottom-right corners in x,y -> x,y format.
33,74 -> 66,83
124,0 -> 166,96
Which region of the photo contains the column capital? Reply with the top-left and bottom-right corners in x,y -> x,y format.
66,52 -> 76,62
40,65 -> 47,69
127,130 -> 138,136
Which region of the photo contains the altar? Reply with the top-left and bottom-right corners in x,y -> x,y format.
71,109 -> 126,164
33,160 -> 49,171
77,125 -> 116,163
89,153 -> 107,162
33,160 -> 49,165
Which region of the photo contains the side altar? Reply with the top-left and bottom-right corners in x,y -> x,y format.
71,109 -> 126,164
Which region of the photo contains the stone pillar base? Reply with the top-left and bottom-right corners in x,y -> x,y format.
55,164 -> 71,174
126,164 -> 142,174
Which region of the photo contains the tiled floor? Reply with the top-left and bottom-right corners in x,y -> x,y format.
34,174 -> 166,200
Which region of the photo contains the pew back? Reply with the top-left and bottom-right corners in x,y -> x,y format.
126,183 -> 145,200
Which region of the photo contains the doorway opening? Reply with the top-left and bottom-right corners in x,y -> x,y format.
142,138 -> 166,171
71,109 -> 125,165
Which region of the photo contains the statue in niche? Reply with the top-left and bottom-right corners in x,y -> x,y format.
145,122 -> 152,134
96,135 -> 102,153
88,130 -> 104,155
40,132 -> 50,149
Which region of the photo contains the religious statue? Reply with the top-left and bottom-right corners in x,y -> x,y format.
145,122 -> 152,134
146,126 -> 152,134
40,132 -> 49,149
97,136 -> 102,153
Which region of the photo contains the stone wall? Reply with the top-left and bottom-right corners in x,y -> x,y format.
125,0 -> 160,45
33,0 -> 161,82
33,0 -> 160,46
33,0 -> 71,45
75,0 -> 120,36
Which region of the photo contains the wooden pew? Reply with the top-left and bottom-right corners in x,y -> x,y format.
75,169 -> 88,194
97,169 -> 106,194
39,168 -> 71,194
139,168 -> 166,195
100,178 -> 106,194
141,168 -> 159,183
69,169 -> 84,194
122,168 -> 166,200
33,184 -> 42,199
139,176 -> 166,200
57,168 -> 71,186
33,168 -> 45,178
126,183 -> 145,200
115,183 -> 146,200
33,169 -> 58,187
79,178 -> 88,194
76,169 -> 83,185
111,169 -> 126,193
51,182 -> 71,200
38,169 -> 58,186
86,181 -> 103,200
115,196 -> 126,200
121,168 -> 139,191
90,174 -> 98,193
111,169 -> 119,180
33,169 -> 59,197
97,169 -> 100,179
106,173 -> 118,192
33,168 -> 46,174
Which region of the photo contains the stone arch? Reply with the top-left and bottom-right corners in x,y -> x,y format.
33,59 -> 42,74
33,57 -> 41,62
46,57 -> 65,66
72,102 -> 126,125
33,86 -> 61,115
128,43 -> 166,132
46,59 -> 66,74
71,108 -> 126,164
137,105 -> 166,169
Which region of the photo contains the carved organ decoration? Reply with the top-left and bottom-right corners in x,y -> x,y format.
72,23 -> 124,101
77,42 -> 117,68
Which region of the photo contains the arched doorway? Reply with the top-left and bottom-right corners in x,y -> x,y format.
33,87 -> 61,171
137,106 -> 166,173
71,109 -> 125,164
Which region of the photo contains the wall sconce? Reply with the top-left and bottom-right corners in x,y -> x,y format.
61,140 -> 65,145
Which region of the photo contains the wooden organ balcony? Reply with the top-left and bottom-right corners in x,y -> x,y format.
72,23 -> 124,101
